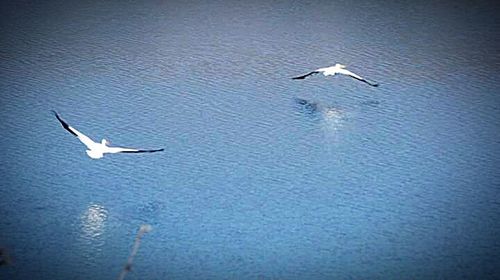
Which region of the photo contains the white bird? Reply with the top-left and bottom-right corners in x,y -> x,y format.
52,111 -> 164,159
292,63 -> 379,87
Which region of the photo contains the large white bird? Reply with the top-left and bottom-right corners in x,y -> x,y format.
52,111 -> 164,159
292,63 -> 379,87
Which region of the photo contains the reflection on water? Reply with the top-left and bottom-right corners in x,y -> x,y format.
80,204 -> 108,240
321,106 -> 346,133
73,203 -> 109,268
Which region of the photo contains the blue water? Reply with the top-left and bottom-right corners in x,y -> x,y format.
1,1 -> 500,279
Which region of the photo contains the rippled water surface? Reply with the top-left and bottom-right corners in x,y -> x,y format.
1,1 -> 500,279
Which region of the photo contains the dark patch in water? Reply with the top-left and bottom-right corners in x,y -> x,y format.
360,100 -> 380,107
0,248 -> 12,267
294,98 -> 319,114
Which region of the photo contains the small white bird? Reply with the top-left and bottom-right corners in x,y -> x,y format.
292,63 -> 379,87
52,111 -> 164,159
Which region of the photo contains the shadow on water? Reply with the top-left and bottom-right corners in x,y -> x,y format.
295,97 -> 381,116
294,97 -> 347,136
294,97 -> 346,119
294,97 -> 320,115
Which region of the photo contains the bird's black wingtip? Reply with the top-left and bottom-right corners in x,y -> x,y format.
51,110 -> 63,121
51,110 -> 65,122
120,148 -> 165,154
52,110 -> 78,137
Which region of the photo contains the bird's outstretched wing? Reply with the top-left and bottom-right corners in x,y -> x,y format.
338,69 -> 379,87
106,147 -> 164,154
52,111 -> 97,149
292,71 -> 319,80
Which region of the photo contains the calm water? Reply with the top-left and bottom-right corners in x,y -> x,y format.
1,1 -> 500,279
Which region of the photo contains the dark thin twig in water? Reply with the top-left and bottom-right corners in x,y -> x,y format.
117,225 -> 152,280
